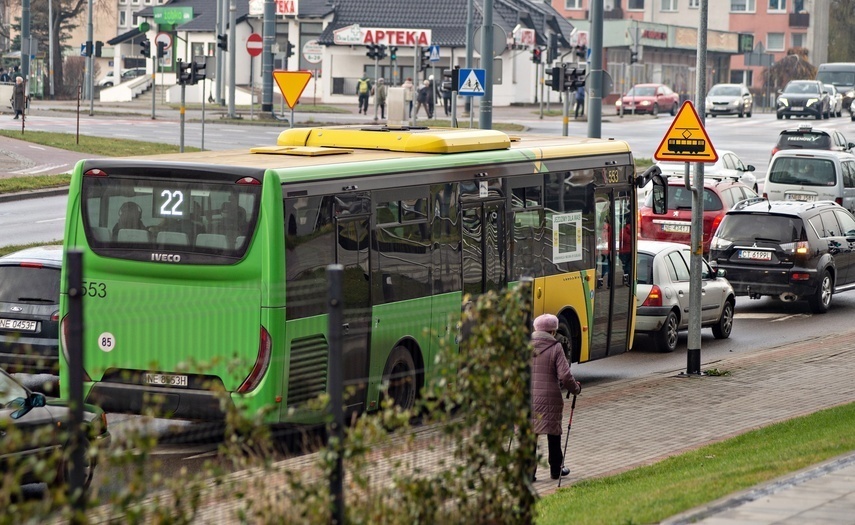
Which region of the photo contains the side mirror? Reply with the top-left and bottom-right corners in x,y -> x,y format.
848,142 -> 855,149
746,164 -> 756,172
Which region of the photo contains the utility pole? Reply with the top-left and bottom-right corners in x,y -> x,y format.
261,0 -> 275,113
48,0 -> 54,98
215,0 -> 222,104
228,0 -> 237,118
587,0 -> 604,138
478,0 -> 494,129
21,0 -> 30,80
87,0 -> 94,115
465,0 -> 474,115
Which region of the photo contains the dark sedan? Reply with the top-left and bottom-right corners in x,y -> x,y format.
776,80 -> 831,120
0,245 -> 62,374
0,368 -> 110,488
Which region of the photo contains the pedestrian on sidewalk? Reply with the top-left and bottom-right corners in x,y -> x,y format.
415,80 -> 433,119
0,68 -> 10,83
373,78 -> 388,120
440,78 -> 452,116
356,74 -> 372,115
530,313 -> 581,481
12,76 -> 26,119
402,77 -> 415,117
574,85 -> 585,119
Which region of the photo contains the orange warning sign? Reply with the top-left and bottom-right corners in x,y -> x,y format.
653,101 -> 718,163
272,70 -> 313,109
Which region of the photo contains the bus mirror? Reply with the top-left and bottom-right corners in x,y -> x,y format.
637,165 -> 668,214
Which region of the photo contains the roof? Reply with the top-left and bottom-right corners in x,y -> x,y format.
771,148 -> 853,159
316,0 -> 575,48
0,245 -> 63,266
731,199 -> 840,215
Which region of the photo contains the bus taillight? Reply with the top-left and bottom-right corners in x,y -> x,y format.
236,177 -> 261,185
59,315 -> 92,382
237,326 -> 272,393
84,168 -> 108,177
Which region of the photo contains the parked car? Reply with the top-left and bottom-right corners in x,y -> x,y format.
763,149 -> 855,215
776,80 -> 831,120
770,124 -> 855,158
635,240 -> 736,353
639,177 -> 759,255
0,367 -> 110,488
615,83 -> 680,116
656,149 -> 758,191
705,83 -> 754,118
97,67 -> 147,87
709,199 -> 855,313
0,245 -> 62,374
824,84 -> 844,117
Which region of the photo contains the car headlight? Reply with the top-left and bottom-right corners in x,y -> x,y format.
705,98 -> 711,107
640,100 -> 650,106
847,91 -> 855,99
807,98 -> 818,106
778,97 -> 788,107
616,100 -> 623,107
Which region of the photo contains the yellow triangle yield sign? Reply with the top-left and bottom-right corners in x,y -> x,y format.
653,101 -> 718,163
272,70 -> 313,109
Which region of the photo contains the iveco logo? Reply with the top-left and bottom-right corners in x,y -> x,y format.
151,253 -> 181,263
10,306 -> 22,312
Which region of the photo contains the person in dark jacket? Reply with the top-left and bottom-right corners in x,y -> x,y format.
530,313 -> 581,481
12,76 -> 26,119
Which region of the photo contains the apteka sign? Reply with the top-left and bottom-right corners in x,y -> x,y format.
333,25 -> 431,47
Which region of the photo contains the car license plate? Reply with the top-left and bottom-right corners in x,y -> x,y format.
661,222 -> 690,233
145,373 -> 188,387
791,107 -> 802,111
785,194 -> 815,202
0,318 -> 38,331
738,249 -> 772,261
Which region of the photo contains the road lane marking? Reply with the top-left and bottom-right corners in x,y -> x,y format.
36,217 -> 65,223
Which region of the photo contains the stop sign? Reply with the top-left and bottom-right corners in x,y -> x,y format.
246,33 -> 263,57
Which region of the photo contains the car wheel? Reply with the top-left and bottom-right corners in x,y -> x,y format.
738,107 -> 744,118
747,108 -> 752,118
653,310 -> 679,353
851,114 -> 855,122
652,104 -> 660,116
786,114 -> 791,119
669,103 -> 677,116
59,437 -> 95,490
382,346 -> 417,410
712,300 -> 734,339
808,270 -> 833,314
711,114 -> 717,118
777,114 -> 783,120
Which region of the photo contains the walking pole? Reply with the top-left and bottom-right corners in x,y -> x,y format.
557,394 -> 577,488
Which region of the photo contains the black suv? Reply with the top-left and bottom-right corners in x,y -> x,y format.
776,80 -> 831,120
770,124 -> 855,158
709,199 -> 855,313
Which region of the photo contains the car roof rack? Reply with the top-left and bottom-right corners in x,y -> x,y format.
733,196 -> 768,211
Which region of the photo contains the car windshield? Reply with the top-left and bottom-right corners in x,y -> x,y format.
0,372 -> 27,407
783,82 -> 819,94
645,186 -> 724,211
716,214 -> 806,243
776,132 -> 832,150
627,86 -> 656,97
0,265 -> 60,303
816,71 -> 855,87
768,157 -> 836,186
709,85 -> 740,96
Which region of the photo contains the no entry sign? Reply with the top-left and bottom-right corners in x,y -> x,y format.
246,33 -> 263,57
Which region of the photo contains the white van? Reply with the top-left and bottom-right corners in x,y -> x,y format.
763,149 -> 855,213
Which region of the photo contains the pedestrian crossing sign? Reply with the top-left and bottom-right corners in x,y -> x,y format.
457,68 -> 486,97
654,101 -> 718,163
429,44 -> 440,62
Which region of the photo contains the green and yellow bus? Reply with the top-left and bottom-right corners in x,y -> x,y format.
59,126 -> 664,423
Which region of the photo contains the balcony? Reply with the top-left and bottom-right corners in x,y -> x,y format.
581,7 -> 624,20
789,12 -> 810,27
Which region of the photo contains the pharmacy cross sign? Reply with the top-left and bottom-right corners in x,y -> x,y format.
246,33 -> 263,57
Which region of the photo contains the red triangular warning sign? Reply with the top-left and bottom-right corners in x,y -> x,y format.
653,101 -> 718,163
272,70 -> 313,110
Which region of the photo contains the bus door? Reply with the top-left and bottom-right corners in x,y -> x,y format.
334,195 -> 371,413
462,200 -> 507,297
590,188 -> 634,360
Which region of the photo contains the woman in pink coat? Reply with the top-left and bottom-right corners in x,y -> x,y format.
530,313 -> 581,480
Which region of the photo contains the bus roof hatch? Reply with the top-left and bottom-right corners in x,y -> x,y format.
275,127 -> 512,154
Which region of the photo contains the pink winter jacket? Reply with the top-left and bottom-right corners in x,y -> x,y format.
530,331 -> 579,435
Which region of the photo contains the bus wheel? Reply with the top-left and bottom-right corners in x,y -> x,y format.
557,317 -> 577,363
382,346 -> 417,411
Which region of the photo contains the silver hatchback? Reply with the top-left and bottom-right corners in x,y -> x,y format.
706,83 -> 754,118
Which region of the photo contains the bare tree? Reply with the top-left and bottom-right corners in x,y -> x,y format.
829,0 -> 855,62
762,47 -> 817,91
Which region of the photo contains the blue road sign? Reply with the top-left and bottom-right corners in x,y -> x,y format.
457,68 -> 486,97
429,44 -> 440,62
80,43 -> 88,57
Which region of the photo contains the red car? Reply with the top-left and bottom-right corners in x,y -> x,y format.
639,178 -> 758,255
616,83 -> 681,116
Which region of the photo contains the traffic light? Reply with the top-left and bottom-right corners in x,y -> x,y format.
376,44 -> 387,61
531,48 -> 542,64
419,46 -> 430,71
547,34 -> 558,63
549,65 -> 564,92
366,44 -> 377,59
140,39 -> 151,58
389,46 -> 398,61
575,45 -> 587,61
95,41 -> 103,58
156,41 -> 167,58
630,49 -> 638,64
286,41 -> 295,58
192,60 -> 206,84
177,60 -> 192,85
84,41 -> 92,57
217,34 -> 228,51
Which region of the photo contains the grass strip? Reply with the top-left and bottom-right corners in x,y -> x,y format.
0,241 -> 62,257
536,402 -> 855,525
0,174 -> 71,193
0,130 -> 199,156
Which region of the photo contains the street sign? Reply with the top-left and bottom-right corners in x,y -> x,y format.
302,39 -> 323,64
654,101 -> 718,163
429,44 -> 440,62
272,70 -> 313,109
155,32 -> 172,50
458,68 -> 486,97
246,33 -> 263,57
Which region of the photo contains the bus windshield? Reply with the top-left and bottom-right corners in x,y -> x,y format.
81,175 -> 261,263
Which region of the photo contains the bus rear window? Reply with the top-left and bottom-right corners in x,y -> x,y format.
81,176 -> 261,263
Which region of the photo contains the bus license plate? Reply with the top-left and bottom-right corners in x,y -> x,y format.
145,373 -> 188,387
0,318 -> 38,331
738,250 -> 772,261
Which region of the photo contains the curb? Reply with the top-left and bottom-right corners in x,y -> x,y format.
0,186 -> 69,203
